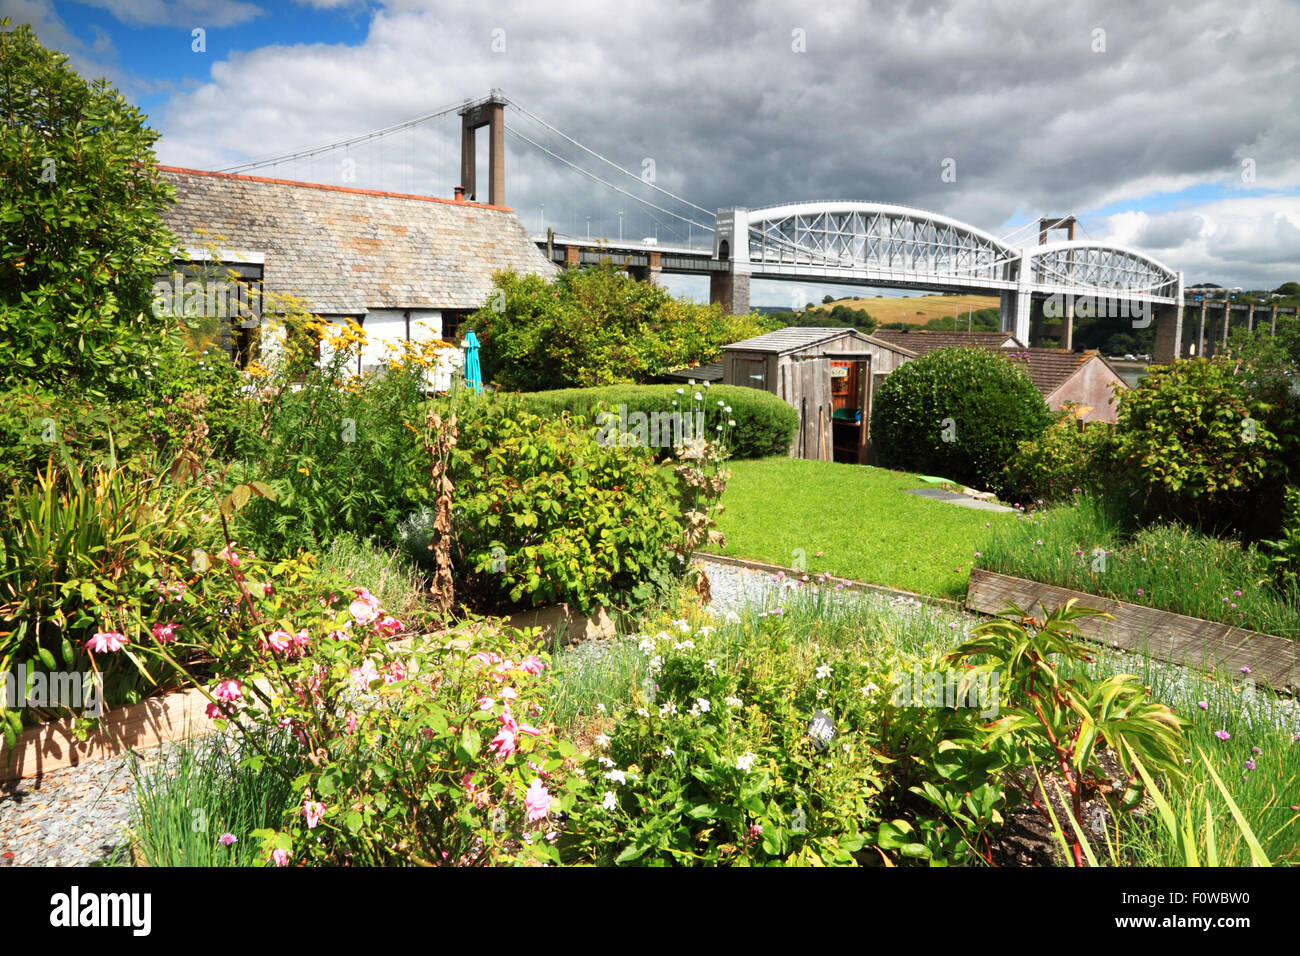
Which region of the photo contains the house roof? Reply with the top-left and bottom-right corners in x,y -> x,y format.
871,329 -> 1024,354
1004,349 -> 1128,395
723,326 -> 914,357
157,166 -> 557,314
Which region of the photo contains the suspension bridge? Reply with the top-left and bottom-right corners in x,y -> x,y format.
216,90 -> 1293,362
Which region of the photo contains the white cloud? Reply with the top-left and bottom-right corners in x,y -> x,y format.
72,0 -> 263,28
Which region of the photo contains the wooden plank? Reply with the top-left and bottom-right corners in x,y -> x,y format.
966,569 -> 1298,694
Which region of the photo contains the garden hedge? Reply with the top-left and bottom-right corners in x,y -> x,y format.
514,384 -> 798,459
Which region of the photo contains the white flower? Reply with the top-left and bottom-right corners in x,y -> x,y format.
594,733 -> 610,749
605,769 -> 627,785
648,655 -> 663,675
574,768 -> 586,777
602,791 -> 618,811
673,639 -> 695,651
816,664 -> 832,680
723,611 -> 741,624
705,659 -> 717,674
699,625 -> 715,637
662,746 -> 674,757
653,630 -> 670,642
636,707 -> 650,718
717,400 -> 725,407
724,406 -> 732,413
638,637 -> 656,653
597,756 -> 615,768
694,392 -> 702,401
676,388 -> 684,395
658,701 -> 678,718
724,696 -> 742,708
672,619 -> 691,632
596,703 -> 607,714
736,752 -> 757,772
861,682 -> 880,696
816,687 -> 827,699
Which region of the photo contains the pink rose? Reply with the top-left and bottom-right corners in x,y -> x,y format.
86,631 -> 127,653
214,679 -> 243,702
150,622 -> 179,644
271,848 -> 289,867
525,777 -> 552,821
303,800 -> 326,830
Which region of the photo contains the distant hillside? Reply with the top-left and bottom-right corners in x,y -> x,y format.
807,294 -> 1000,326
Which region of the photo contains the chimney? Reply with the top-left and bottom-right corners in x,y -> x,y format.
454,186 -> 465,202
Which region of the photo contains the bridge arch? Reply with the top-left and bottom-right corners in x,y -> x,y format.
1027,240 -> 1180,301
740,201 -> 1023,287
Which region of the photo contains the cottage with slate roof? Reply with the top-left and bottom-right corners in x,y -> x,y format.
154,166 -> 558,387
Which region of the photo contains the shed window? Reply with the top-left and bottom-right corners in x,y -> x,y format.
745,358 -> 767,389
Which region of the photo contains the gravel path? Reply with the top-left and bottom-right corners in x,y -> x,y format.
1,753 -> 138,867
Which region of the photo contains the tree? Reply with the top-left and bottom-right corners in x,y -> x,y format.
822,294 -> 835,304
0,19 -> 176,399
466,263 -> 772,390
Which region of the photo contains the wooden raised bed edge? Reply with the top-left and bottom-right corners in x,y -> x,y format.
966,568 -> 1299,696
0,602 -> 615,784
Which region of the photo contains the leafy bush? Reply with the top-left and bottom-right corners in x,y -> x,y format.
1112,358 -> 1280,529
515,383 -> 797,459
0,19 -> 177,402
466,264 -> 772,390
1002,416 -> 1118,504
447,394 -> 682,614
871,346 -> 1054,493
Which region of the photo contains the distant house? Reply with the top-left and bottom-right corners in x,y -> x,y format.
720,327 -> 914,462
1004,349 -> 1129,423
155,166 -> 558,387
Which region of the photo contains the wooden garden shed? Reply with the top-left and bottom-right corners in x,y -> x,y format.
721,328 -> 914,462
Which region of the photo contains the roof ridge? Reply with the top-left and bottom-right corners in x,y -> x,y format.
157,165 -> 514,212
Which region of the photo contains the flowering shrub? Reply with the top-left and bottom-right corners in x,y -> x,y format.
558,617 -> 889,865
211,611 -> 577,867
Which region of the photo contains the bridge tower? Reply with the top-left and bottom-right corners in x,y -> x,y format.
1036,216 -> 1076,349
711,208 -> 751,314
459,91 -> 506,206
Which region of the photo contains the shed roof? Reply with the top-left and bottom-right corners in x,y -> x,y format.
723,326 -> 913,357
157,166 -> 558,315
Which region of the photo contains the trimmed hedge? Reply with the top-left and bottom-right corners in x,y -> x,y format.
514,384 -> 798,459
871,346 -> 1053,494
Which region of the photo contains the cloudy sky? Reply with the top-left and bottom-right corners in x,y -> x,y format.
7,0 -> 1300,303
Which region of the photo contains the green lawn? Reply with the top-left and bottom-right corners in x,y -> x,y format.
705,457 -> 1015,600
